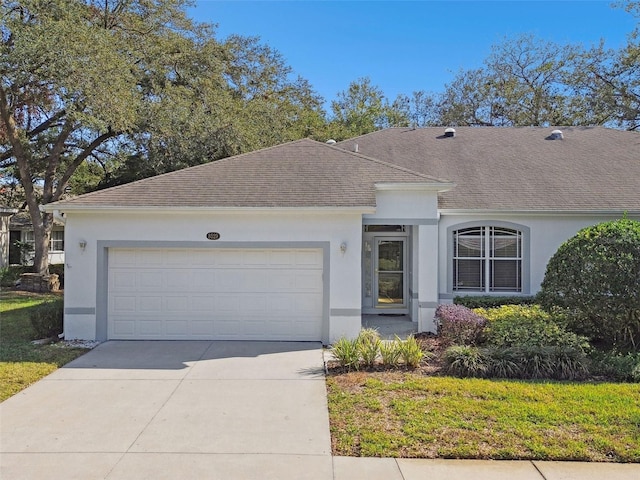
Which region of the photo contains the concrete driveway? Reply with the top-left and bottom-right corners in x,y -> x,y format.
0,341 -> 333,479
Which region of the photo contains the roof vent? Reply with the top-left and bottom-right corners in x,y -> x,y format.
353,143 -> 359,153
444,127 -> 456,138
550,129 -> 564,140
326,139 -> 337,145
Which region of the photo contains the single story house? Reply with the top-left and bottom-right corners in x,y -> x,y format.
44,126 -> 640,344
7,212 -> 65,266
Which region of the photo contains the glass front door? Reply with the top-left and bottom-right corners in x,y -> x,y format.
375,238 -> 406,308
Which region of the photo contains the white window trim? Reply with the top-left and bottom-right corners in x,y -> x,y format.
22,229 -> 65,252
447,221 -> 530,295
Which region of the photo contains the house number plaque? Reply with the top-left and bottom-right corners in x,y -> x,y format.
206,232 -> 221,240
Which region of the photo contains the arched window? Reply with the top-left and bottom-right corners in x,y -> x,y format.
452,226 -> 523,292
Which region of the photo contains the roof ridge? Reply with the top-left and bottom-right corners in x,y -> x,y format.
322,138 -> 452,184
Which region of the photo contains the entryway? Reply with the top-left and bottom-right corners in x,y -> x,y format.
362,225 -> 410,315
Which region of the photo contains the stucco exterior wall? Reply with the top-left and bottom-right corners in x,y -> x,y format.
437,212 -> 640,302
62,210 -> 364,344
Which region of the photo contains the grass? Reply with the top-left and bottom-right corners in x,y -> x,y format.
327,371 -> 640,462
0,290 -> 89,401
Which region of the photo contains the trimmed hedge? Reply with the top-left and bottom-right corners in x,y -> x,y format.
454,295 -> 536,309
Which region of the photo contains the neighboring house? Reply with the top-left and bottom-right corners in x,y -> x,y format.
44,126 -> 640,344
8,212 -> 65,266
0,206 -> 19,268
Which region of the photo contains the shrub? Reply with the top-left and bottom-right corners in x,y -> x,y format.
454,295 -> 536,309
435,304 -> 487,346
379,338 -> 402,368
30,298 -> 64,339
538,218 -> 640,350
331,337 -> 361,371
590,351 -> 640,382
357,328 -> 381,367
0,265 -> 28,288
479,305 -> 588,352
443,345 -> 489,377
398,335 -> 426,368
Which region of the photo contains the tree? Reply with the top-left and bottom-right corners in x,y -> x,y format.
328,77 -> 393,139
538,219 -> 640,350
391,91 -> 440,128
0,1 -> 325,272
438,35 -> 580,126
0,0 -> 223,272
569,7 -> 640,131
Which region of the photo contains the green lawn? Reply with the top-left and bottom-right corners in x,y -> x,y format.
327,371 -> 640,462
0,291 -> 89,401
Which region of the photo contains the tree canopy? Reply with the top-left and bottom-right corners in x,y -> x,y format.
0,0 -> 324,272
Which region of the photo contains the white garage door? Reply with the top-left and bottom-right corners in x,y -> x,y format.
107,248 -> 324,341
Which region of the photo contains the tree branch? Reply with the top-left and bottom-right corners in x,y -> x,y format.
52,129 -> 119,201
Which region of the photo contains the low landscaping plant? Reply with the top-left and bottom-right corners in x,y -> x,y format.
434,304 -> 487,346
357,328 -> 381,368
477,305 -> 589,352
0,265 -> 28,288
454,295 -> 536,309
590,351 -> 640,382
331,337 -> 361,371
30,298 -> 64,339
443,345 -> 489,377
444,345 -> 589,380
398,335 -> 426,369
379,337 -> 402,367
331,331 -> 429,370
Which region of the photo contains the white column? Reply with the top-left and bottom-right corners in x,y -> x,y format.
417,224 -> 439,333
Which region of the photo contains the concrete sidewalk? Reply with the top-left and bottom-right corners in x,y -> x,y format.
1,341 -> 638,479
334,457 -> 640,479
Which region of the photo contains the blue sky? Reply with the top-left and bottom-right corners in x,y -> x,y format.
189,1 -> 636,107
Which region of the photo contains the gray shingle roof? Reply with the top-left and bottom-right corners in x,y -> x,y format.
337,126 -> 640,212
50,139 -> 450,209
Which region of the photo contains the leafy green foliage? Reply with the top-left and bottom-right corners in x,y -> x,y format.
0,0 -> 325,273
443,345 -> 489,377
477,305 -> 588,351
331,331 -> 428,370
454,295 -> 536,309
29,298 -> 64,339
590,351 -> 640,382
357,328 -> 381,368
0,265 -> 28,288
397,335 -> 426,369
331,337 -> 361,371
379,337 -> 402,368
538,218 -> 640,350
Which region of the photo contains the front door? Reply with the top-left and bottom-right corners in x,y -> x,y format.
375,238 -> 406,308
362,229 -> 409,314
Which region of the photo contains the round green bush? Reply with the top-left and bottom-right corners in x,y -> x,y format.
538,218 -> 640,350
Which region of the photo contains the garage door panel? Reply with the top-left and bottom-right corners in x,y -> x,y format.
139,296 -> 162,312
111,271 -> 136,290
112,296 -> 136,313
108,248 -> 324,341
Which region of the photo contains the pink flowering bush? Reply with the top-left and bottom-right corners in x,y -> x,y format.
435,304 -> 487,346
